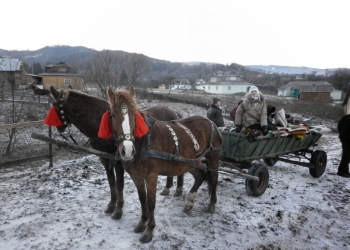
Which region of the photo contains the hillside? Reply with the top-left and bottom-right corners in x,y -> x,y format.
245,65 -> 338,75
0,45 -> 330,76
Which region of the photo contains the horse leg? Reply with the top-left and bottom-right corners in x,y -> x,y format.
184,170 -> 206,213
174,174 -> 184,197
131,176 -> 149,234
159,177 -> 173,196
100,158 -> 117,214
111,160 -> 124,220
140,173 -> 158,243
205,157 -> 220,214
160,175 -> 184,196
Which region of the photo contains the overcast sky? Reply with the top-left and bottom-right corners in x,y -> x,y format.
2,0 -> 349,69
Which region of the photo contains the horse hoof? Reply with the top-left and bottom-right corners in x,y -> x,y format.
206,204 -> 215,214
134,222 -> 147,233
104,205 -> 116,214
111,210 -> 123,220
183,205 -> 193,213
140,233 -> 153,243
160,188 -> 170,196
173,189 -> 183,197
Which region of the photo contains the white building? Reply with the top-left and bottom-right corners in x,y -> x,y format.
202,71 -> 251,94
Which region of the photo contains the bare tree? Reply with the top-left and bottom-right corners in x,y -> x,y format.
124,53 -> 152,88
84,50 -> 121,99
1,57 -> 25,155
166,76 -> 176,94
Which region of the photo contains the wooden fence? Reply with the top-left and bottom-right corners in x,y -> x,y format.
0,120 -> 53,168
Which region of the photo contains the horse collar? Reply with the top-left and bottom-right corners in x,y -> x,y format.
54,90 -> 70,126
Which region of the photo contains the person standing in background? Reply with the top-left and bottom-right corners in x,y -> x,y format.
207,97 -> 225,127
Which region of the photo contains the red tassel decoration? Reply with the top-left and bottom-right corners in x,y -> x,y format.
134,112 -> 149,138
98,111 -> 113,139
44,107 -> 63,127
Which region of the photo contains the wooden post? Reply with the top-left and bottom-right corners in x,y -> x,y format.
48,126 -> 53,167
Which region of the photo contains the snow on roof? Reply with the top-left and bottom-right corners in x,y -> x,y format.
0,57 -> 21,71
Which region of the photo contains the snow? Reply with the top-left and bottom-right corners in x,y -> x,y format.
1,101 -> 350,250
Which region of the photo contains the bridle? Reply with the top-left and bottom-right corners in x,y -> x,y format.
51,89 -> 88,148
110,101 -> 137,161
111,102 -> 136,146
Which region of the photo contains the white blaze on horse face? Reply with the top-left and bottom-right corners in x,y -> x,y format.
121,112 -> 134,160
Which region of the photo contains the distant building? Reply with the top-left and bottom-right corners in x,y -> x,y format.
39,62 -> 84,90
331,88 -> 342,101
170,79 -> 191,90
0,57 -> 23,84
203,71 -> 251,94
277,81 -> 334,102
299,84 -> 333,102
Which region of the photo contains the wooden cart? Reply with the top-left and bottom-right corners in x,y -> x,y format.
219,130 -> 327,197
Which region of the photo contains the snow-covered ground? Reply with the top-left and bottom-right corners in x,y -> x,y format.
1,101 -> 349,250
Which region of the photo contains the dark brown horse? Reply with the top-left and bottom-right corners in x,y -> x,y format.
26,83 -> 50,95
107,86 -> 222,243
48,86 -> 183,220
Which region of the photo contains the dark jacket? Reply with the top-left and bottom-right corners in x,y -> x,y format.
338,114 -> 350,145
230,106 -> 239,121
207,104 -> 225,127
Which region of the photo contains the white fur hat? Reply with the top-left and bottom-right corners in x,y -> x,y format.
249,86 -> 259,94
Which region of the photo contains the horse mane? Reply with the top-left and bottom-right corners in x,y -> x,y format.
65,89 -> 109,109
109,90 -> 138,113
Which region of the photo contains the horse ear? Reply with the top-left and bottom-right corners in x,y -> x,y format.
129,86 -> 135,97
50,86 -> 59,98
107,86 -> 115,102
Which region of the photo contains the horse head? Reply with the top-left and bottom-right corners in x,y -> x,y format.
108,86 -> 138,161
25,83 -> 35,90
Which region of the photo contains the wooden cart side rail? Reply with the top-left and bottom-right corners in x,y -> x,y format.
0,120 -> 44,130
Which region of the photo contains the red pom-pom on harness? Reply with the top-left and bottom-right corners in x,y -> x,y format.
98,111 -> 113,139
44,107 -> 63,127
134,112 -> 149,138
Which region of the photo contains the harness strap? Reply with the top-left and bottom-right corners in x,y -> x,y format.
137,147 -> 221,170
171,120 -> 201,155
164,123 -> 180,155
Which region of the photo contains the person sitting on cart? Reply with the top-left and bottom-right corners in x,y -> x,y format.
207,97 -> 225,127
234,86 -> 268,135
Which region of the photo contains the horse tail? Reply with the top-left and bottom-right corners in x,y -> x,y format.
205,171 -> 213,195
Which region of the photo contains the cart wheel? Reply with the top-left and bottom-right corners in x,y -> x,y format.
309,150 -> 327,178
263,157 -> 279,167
245,163 -> 269,197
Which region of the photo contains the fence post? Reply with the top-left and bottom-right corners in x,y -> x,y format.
48,126 -> 53,167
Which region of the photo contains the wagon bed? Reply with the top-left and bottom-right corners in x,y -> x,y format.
221,131 -> 322,161
220,130 -> 327,178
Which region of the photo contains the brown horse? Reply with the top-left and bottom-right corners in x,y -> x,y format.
48,86 -> 183,220
26,83 -> 50,95
107,86 -> 222,243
